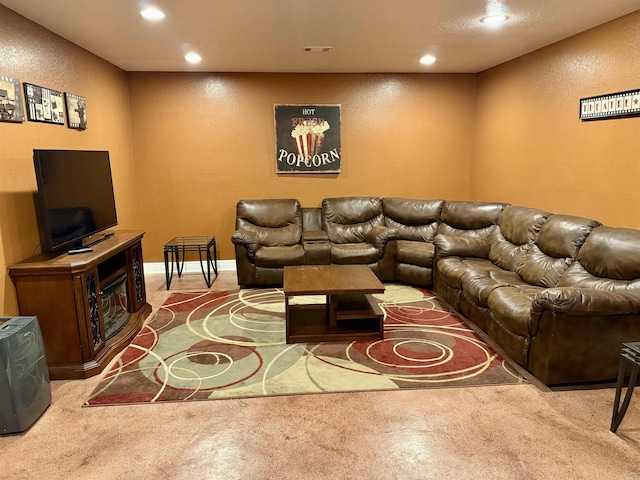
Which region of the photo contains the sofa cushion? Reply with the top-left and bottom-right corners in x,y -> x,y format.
236,199 -> 302,246
487,285 -> 544,337
572,226 -> 640,281
302,207 -> 323,231
488,205 -> 550,272
438,223 -> 496,240
436,257 -> 494,289
382,198 -> 443,242
396,263 -> 432,286
557,226 -> 640,296
440,201 -> 507,231
518,248 -> 573,288
436,202 -> 506,251
396,240 -> 435,267
461,268 -> 528,307
330,243 -> 380,264
517,214 -> 600,288
255,245 -> 305,267
322,197 -> 384,243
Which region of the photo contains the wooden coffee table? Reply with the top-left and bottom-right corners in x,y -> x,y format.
283,265 -> 385,344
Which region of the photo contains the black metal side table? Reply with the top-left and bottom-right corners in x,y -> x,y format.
163,236 -> 218,289
611,341 -> 640,432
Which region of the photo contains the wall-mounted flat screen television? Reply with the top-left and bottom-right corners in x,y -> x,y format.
33,149 -> 118,253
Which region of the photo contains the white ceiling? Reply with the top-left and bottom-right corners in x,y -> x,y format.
2,0 -> 640,73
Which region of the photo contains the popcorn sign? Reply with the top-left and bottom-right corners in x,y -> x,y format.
275,104 -> 341,173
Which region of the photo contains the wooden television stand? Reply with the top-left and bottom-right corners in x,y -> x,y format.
9,230 -> 151,380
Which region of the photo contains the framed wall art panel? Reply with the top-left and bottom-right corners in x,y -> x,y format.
65,92 -> 87,130
23,83 -> 65,125
0,75 -> 24,123
275,104 -> 341,174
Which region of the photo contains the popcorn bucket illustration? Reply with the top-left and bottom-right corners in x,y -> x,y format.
291,121 -> 330,159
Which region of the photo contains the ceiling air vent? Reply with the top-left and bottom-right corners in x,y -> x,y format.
304,46 -> 333,52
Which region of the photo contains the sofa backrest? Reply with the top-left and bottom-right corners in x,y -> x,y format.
322,196 -> 384,243
516,214 -> 601,288
236,198 -> 302,246
438,201 -> 507,239
382,198 -> 443,242
488,205 -> 550,272
302,207 -> 323,232
557,226 -> 640,296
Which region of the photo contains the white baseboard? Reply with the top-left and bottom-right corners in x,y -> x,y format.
144,259 -> 236,274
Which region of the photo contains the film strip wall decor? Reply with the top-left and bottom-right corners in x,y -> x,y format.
580,89 -> 640,121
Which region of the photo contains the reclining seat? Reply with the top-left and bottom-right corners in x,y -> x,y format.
321,196 -> 398,277
458,205 -> 550,330
231,199 -> 304,287
481,213 -> 599,370
488,211 -> 600,374
526,226 -> 640,384
381,198 -> 444,287
433,201 -> 507,310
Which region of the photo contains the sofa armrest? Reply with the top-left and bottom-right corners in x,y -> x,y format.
433,234 -> 489,258
526,290 -> 640,384
531,288 -> 640,317
366,225 -> 399,254
231,230 -> 260,258
302,230 -> 329,243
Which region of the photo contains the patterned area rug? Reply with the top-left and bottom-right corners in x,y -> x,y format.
85,285 -> 524,406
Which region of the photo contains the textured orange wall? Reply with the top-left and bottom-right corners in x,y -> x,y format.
473,11 -> 640,227
3,5 -> 640,316
128,73 -> 476,262
0,6 -> 137,314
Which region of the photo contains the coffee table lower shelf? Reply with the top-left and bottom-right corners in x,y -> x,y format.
286,293 -> 384,343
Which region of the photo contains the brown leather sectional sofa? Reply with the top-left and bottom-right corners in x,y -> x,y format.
232,196 -> 640,385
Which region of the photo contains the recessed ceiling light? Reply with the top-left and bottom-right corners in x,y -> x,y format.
420,54 -> 436,66
140,6 -> 165,21
185,52 -> 202,64
480,14 -> 509,25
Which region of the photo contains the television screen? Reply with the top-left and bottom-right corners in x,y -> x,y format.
33,149 -> 118,252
